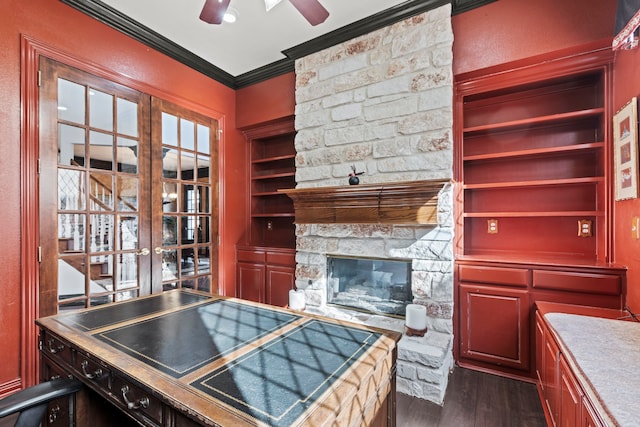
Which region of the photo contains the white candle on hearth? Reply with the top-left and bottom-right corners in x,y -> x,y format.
289,289 -> 306,310
405,304 -> 428,331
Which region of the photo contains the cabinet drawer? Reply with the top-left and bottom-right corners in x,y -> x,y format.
41,331 -> 73,367
40,357 -> 75,427
111,375 -> 163,426
266,250 -> 295,266
73,353 -> 110,389
458,265 -> 529,287
532,270 -> 621,295
237,249 -> 266,263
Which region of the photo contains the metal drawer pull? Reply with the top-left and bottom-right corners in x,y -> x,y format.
48,338 -> 64,354
121,385 -> 150,410
49,404 -> 61,423
80,359 -> 103,380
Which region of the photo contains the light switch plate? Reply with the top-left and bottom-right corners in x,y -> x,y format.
632,216 -> 640,239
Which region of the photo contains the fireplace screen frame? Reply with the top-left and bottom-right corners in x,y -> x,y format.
326,255 -> 412,318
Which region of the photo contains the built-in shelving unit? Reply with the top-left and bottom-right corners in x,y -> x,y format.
238,118 -> 296,305
242,118 -> 296,248
459,68 -> 609,263
453,45 -> 625,382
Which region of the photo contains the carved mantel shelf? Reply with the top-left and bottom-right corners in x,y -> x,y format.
279,179 -> 450,225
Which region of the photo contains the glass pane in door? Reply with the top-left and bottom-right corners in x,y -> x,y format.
155,104 -> 216,293
51,70 -> 149,310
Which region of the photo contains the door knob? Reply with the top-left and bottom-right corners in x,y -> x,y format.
154,247 -> 167,254
137,248 -> 150,256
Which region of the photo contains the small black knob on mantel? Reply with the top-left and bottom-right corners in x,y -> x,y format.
348,165 -> 364,185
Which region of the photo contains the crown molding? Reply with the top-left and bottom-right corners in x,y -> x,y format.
452,0 -> 497,15
60,0 -> 494,89
281,0 -> 450,61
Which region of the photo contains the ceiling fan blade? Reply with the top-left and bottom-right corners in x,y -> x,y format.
289,0 -> 329,26
199,0 -> 231,25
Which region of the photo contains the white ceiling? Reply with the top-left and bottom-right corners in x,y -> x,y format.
101,0 -> 411,77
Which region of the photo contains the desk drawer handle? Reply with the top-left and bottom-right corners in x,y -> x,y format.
48,404 -> 60,423
48,339 -> 64,354
81,360 -> 103,380
121,385 -> 150,410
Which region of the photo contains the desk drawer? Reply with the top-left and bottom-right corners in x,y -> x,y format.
111,374 -> 163,426
40,357 -> 75,427
73,353 -> 110,390
40,331 -> 73,367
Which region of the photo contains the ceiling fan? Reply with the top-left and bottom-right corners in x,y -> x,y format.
199,0 -> 330,26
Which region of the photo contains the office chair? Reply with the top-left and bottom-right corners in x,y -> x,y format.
0,378 -> 82,427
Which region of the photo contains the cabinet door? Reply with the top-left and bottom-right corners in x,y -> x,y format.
582,396 -> 606,427
535,311 -> 545,386
459,284 -> 530,370
237,263 -> 265,303
544,329 -> 560,427
266,266 -> 295,307
560,355 -> 583,427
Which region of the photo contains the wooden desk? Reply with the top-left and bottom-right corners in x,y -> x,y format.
36,290 -> 400,426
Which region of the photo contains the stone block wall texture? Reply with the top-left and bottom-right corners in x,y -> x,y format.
293,4 -> 454,404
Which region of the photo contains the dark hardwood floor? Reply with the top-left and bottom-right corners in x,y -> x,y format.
397,367 -> 547,427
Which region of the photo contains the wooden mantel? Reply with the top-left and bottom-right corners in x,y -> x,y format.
279,179 -> 450,225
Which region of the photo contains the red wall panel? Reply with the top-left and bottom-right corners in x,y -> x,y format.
236,73 -> 296,129
452,0 -> 617,75
612,46 -> 640,313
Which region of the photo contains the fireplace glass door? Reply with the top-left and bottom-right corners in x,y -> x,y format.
327,256 -> 412,316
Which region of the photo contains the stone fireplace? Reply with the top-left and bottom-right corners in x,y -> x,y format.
294,185 -> 454,403
290,4 -> 454,404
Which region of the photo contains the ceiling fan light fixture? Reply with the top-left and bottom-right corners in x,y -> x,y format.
223,7 -> 238,23
199,0 -> 231,24
264,0 -> 284,12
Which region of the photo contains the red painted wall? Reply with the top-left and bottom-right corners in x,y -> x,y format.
236,72 -> 296,129
452,0 -> 640,313
452,0 -> 616,75
0,0 -> 246,392
613,46 -> 640,312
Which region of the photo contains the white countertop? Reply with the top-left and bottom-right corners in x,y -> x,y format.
545,312 -> 640,427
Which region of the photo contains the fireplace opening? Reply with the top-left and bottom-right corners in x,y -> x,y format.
326,256 -> 412,317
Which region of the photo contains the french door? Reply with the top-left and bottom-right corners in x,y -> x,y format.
38,57 -> 218,315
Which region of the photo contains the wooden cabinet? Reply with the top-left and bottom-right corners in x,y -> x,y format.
458,282 -> 529,371
454,46 -> 624,379
535,307 -> 608,427
266,265 -> 296,307
582,396 -> 606,427
237,246 -> 295,306
456,260 -> 624,379
560,355 -> 582,427
238,118 -> 296,304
